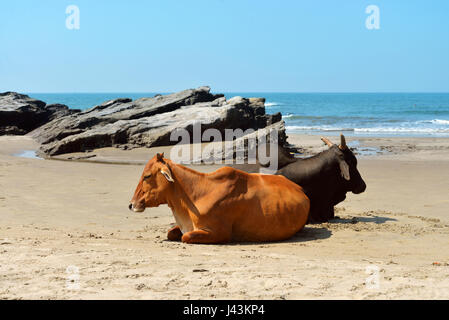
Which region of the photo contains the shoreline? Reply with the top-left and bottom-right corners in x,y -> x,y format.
7,133 -> 449,163
287,133 -> 449,161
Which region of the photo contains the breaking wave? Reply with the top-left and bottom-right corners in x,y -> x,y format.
265,102 -> 282,107
417,119 -> 449,125
286,125 -> 449,135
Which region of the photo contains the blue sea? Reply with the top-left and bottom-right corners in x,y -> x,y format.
28,92 -> 449,137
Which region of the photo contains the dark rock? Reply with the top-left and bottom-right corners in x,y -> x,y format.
45,104 -> 80,121
0,126 -> 28,135
0,92 -> 79,135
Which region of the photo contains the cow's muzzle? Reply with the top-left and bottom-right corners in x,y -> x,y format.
353,181 -> 366,194
128,202 -> 145,212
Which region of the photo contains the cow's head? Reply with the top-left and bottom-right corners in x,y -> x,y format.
129,153 -> 174,212
321,134 -> 366,195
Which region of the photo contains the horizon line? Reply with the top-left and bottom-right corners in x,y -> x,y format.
20,91 -> 449,95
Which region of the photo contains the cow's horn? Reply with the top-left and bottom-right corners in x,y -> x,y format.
339,134 -> 347,150
321,137 -> 334,148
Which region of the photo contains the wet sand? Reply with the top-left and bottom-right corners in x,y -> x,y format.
0,135 -> 448,299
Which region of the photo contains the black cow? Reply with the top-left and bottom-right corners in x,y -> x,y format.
274,134 -> 366,222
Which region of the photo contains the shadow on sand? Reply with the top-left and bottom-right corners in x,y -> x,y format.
285,227 -> 332,244
257,214 -> 398,245
328,215 -> 397,225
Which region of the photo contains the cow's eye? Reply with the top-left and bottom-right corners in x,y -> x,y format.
143,174 -> 152,180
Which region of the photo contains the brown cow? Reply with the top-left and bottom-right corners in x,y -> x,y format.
129,153 -> 310,244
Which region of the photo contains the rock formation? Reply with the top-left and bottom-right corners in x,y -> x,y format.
27,86 -> 285,157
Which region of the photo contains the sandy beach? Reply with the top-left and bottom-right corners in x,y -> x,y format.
1,134 -> 448,299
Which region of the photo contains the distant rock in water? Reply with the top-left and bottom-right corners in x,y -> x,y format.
7,86 -> 284,157
0,92 -> 80,135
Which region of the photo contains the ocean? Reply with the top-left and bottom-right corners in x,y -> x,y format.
28,92 -> 449,138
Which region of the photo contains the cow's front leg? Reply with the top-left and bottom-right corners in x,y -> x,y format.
167,225 -> 183,241
181,229 -> 230,244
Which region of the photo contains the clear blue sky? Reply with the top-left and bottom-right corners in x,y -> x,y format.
1,0 -> 448,93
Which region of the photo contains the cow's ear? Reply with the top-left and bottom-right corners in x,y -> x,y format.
156,153 -> 164,161
339,160 -> 350,181
160,169 -> 174,182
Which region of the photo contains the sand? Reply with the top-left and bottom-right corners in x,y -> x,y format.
0,134 -> 448,299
